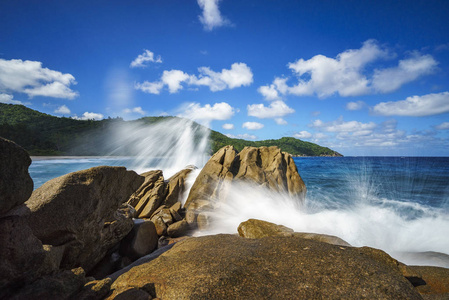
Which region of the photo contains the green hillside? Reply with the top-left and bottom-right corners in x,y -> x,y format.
0,103 -> 342,156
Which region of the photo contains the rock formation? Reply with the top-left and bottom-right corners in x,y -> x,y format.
22,166 -> 144,272
184,146 -> 306,228
0,137 -> 33,215
108,234 -> 422,299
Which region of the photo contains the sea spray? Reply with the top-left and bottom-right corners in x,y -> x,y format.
106,117 -> 210,177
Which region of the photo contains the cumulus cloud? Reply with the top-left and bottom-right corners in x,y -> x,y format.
222,123 -> 234,130
0,93 -> 29,105
293,131 -> 312,139
311,117 -> 377,134
73,112 -> 104,120
372,92 -> 449,116
123,106 -> 146,115
258,40 -> 437,100
247,100 -> 295,119
179,102 -> 235,122
130,49 -> 162,68
275,118 -> 287,125
136,63 -> 253,94
0,58 -> 78,99
436,122 -> 449,130
346,101 -> 365,110
54,105 -> 71,115
372,53 -> 438,93
242,121 -> 264,130
226,133 -> 257,140
197,0 -> 231,31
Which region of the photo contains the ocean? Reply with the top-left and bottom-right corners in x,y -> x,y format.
28,155 -> 449,268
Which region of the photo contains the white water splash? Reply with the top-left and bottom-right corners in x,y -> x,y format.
108,118 -> 210,177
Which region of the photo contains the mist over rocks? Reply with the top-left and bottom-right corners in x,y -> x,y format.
184,145 -> 306,228
0,137 -> 33,215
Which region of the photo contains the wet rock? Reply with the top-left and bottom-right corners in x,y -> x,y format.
0,137 -> 33,215
164,167 -> 195,207
75,277 -> 112,300
167,219 -> 190,238
109,234 -> 421,299
119,219 -> 158,261
184,146 -> 306,230
22,166 -> 144,272
238,218 -> 294,238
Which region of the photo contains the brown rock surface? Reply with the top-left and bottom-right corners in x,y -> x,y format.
23,166 -> 144,272
0,216 -> 59,295
164,167 -> 194,207
119,219 -> 159,261
0,137 -> 33,215
409,266 -> 449,296
109,234 -> 421,299
133,171 -> 167,218
184,146 -> 306,222
237,218 -> 294,238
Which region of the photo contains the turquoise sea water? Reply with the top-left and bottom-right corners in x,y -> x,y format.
29,156 -> 449,267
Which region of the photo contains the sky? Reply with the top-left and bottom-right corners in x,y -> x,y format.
1,0 -> 449,156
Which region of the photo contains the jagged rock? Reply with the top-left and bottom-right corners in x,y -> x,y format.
169,202 -> 183,221
0,216 -> 59,295
184,146 -> 306,229
0,137 -> 33,215
22,166 -> 144,272
164,167 -> 195,207
167,219 -> 190,238
238,218 -> 294,238
408,266 -> 449,297
109,234 -> 421,299
133,171 -> 167,219
152,216 -> 167,236
119,219 -> 158,261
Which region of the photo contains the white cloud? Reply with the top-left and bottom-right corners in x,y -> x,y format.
294,131 -> 312,139
372,92 -> 449,116
135,81 -> 164,95
0,93 -> 29,105
372,53 -> 437,93
0,58 -> 78,99
197,0 -> 231,31
346,101 -> 365,110
311,117 -> 377,133
222,123 -> 234,130
123,106 -> 146,115
136,63 -> 253,94
275,118 -> 287,125
179,102 -> 235,121
258,40 -> 437,100
130,49 -> 162,68
73,112 -> 104,120
247,100 -> 295,119
242,121 -> 264,130
226,133 -> 257,140
54,105 -> 71,115
436,122 -> 449,130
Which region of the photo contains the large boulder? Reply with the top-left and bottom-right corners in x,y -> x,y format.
0,216 -> 59,296
408,266 -> 449,297
0,137 -> 33,215
119,219 -> 159,261
22,166 -> 144,272
184,146 -> 306,214
109,234 -> 421,299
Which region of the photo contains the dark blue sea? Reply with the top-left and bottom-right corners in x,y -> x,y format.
29,156 -> 449,267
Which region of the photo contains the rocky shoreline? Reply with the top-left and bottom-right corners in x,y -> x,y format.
1,136 -> 448,299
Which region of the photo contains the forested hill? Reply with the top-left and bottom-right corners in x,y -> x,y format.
0,103 -> 342,157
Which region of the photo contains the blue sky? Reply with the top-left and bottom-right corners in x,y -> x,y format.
1,0 -> 449,156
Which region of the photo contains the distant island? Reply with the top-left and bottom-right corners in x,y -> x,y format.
0,103 -> 342,157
